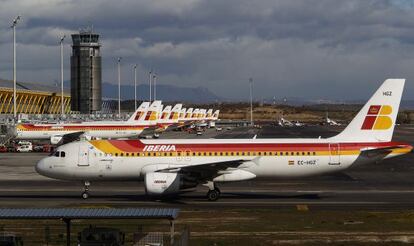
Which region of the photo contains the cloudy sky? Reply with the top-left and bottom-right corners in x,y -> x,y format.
0,0 -> 414,101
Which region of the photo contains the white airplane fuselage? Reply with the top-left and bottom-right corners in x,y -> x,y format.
14,122 -> 150,140
36,138 -> 412,181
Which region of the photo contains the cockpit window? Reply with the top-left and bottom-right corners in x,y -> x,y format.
49,151 -> 65,157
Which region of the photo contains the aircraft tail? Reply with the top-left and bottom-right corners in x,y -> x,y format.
212,110 -> 220,120
330,79 -> 405,142
160,106 -> 172,120
127,102 -> 150,122
141,101 -> 163,125
206,109 -> 213,119
169,104 -> 182,121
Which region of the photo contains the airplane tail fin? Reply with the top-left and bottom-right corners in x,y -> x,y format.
160,106 -> 172,120
141,100 -> 163,125
212,110 -> 220,120
206,109 -> 213,119
179,108 -> 186,121
127,102 -> 150,122
169,104 -> 182,121
330,79 -> 405,142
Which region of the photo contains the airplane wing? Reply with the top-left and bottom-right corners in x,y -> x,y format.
163,123 -> 181,132
56,131 -> 85,146
157,159 -> 252,181
139,126 -> 159,136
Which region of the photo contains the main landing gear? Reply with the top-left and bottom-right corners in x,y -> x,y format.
82,181 -> 90,199
204,182 -> 221,201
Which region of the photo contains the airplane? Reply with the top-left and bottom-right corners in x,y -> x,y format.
155,104 -> 183,132
278,117 -> 294,127
197,109 -> 220,128
35,79 -> 413,201
325,114 -> 341,126
12,101 -> 162,144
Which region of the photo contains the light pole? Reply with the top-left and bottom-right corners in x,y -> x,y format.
149,70 -> 152,101
134,64 -> 137,110
117,57 -> 122,116
11,15 -> 21,120
59,35 -> 66,117
249,78 -> 253,126
153,73 -> 157,100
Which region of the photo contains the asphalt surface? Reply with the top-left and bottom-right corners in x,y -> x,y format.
0,124 -> 413,210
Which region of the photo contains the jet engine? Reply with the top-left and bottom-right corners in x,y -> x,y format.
144,172 -> 197,195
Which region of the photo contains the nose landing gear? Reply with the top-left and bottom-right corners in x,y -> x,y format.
82,181 -> 90,199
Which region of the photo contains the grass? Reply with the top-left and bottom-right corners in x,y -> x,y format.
2,208 -> 414,245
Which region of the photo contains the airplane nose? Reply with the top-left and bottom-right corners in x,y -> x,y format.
35,158 -> 48,175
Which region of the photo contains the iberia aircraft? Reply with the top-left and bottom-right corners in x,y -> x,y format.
13,101 -> 162,145
155,104 -> 183,132
176,108 -> 194,128
36,79 -> 412,201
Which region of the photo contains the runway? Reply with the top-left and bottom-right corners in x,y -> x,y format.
0,124 -> 413,210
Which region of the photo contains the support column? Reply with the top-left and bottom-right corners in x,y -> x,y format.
63,218 -> 71,246
170,220 -> 175,245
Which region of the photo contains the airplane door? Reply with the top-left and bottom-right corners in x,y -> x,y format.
78,144 -> 90,166
329,143 -> 340,165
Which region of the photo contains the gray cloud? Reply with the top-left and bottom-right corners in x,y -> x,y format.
0,0 -> 413,100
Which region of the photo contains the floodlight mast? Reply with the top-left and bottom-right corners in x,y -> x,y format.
60,35 -> 66,117
149,70 -> 152,101
153,73 -> 157,100
134,64 -> 137,110
11,15 -> 21,121
249,78 -> 253,126
117,57 -> 122,116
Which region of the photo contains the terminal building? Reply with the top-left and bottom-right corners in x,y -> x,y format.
0,79 -> 115,115
0,79 -> 71,115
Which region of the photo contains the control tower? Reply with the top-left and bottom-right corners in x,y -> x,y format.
70,29 -> 102,113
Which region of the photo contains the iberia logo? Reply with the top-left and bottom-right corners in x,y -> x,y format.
144,111 -> 158,121
134,111 -> 144,120
361,105 -> 393,130
161,112 -> 168,119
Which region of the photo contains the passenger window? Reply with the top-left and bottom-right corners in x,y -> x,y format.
54,151 -> 60,157
60,151 -> 65,157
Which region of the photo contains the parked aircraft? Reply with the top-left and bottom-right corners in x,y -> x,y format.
35,79 -> 412,201
325,114 -> 341,126
13,101 -> 162,144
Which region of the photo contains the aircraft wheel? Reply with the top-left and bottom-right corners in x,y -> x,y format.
207,189 -> 220,201
82,192 -> 89,199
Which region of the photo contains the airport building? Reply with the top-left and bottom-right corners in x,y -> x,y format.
0,79 -> 117,115
70,30 -> 102,114
0,79 -> 71,114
